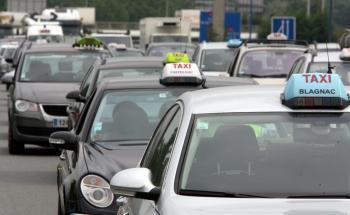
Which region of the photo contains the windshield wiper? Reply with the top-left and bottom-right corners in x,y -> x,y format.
288,195 -> 350,199
239,74 -> 287,78
179,189 -> 269,198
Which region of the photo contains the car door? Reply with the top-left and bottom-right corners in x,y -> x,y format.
124,105 -> 182,215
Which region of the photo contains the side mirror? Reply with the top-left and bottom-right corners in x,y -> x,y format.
5,58 -> 13,64
110,168 -> 160,201
49,131 -> 78,151
1,73 -> 14,84
66,90 -> 86,103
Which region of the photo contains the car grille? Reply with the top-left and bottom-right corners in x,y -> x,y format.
17,127 -> 68,137
42,105 -> 68,117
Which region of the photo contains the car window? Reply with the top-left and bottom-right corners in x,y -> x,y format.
179,112 -> 350,197
308,62 -> 350,85
238,50 -> 303,77
287,57 -> 305,79
89,90 -> 182,142
19,52 -> 102,83
147,45 -> 195,58
80,65 -> 98,98
96,68 -> 162,82
200,49 -> 235,72
142,105 -> 181,186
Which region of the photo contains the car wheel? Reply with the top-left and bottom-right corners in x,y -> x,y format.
8,123 -> 24,154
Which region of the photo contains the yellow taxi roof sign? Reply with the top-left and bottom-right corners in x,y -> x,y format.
163,52 -> 190,64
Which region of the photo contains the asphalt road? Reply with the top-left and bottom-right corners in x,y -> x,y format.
0,84 -> 58,215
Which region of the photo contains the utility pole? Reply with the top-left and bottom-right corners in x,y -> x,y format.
321,0 -> 325,12
165,0 -> 169,17
212,0 -> 225,41
249,0 -> 253,39
328,0 -> 333,42
306,0 -> 311,17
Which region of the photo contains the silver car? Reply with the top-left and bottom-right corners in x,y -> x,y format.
110,75 -> 350,214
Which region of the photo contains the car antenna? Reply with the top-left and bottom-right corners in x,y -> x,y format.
326,41 -> 334,74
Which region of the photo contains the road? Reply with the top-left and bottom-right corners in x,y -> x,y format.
0,84 -> 58,215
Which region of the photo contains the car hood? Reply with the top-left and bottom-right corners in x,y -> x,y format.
162,197 -> 350,215
253,78 -> 286,85
203,71 -> 229,77
16,82 -> 79,104
83,141 -> 147,181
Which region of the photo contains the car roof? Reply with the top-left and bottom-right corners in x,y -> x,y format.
313,51 -> 343,62
23,43 -> 108,54
198,42 -> 231,50
179,85 -> 350,114
147,42 -> 196,48
98,75 -> 256,91
100,56 -> 163,69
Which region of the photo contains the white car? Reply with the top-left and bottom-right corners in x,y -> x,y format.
110,72 -> 350,214
287,49 -> 350,84
228,40 -> 308,85
192,41 -> 238,77
0,44 -> 18,75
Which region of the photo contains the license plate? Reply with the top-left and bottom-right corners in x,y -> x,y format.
52,118 -> 68,128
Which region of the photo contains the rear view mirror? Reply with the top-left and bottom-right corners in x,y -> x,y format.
5,58 -> 13,64
49,131 -> 78,151
1,72 -> 14,84
66,90 -> 86,103
110,168 -> 160,201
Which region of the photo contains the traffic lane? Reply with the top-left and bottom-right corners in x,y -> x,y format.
0,84 -> 59,215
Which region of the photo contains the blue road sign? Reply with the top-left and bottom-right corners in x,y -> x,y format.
271,16 -> 296,40
225,12 -> 241,40
199,11 -> 212,42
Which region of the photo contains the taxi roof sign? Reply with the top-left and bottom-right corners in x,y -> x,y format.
160,63 -> 204,86
227,39 -> 242,48
281,73 -> 350,109
73,37 -> 104,48
163,52 -> 190,64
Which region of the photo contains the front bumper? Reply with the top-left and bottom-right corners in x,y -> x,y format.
12,105 -> 69,145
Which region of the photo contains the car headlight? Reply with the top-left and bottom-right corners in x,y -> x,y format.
80,175 -> 114,208
15,100 -> 38,112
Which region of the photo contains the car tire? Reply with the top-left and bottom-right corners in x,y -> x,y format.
8,123 -> 24,154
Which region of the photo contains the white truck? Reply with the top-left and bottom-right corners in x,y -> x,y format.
139,17 -> 191,50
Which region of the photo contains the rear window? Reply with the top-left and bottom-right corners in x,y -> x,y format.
19,52 -> 105,82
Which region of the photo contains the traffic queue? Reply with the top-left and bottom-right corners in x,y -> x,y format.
1,32 -> 350,215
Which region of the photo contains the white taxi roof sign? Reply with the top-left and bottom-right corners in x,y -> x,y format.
160,63 -> 204,86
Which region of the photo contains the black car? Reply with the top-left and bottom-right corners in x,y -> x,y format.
8,42 -> 111,154
50,74 -> 256,215
67,56 -> 164,128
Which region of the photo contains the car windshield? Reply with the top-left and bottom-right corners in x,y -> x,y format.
90,89 -> 183,142
19,52 -> 103,82
147,45 -> 195,58
95,36 -> 132,47
97,67 -> 162,83
309,62 -> 350,85
180,113 -> 350,198
3,48 -> 16,58
238,50 -> 303,77
200,49 -> 235,72
111,49 -> 143,57
27,35 -> 64,43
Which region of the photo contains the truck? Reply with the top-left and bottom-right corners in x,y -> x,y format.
139,17 -> 191,50
0,12 -> 28,38
41,8 -> 82,36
